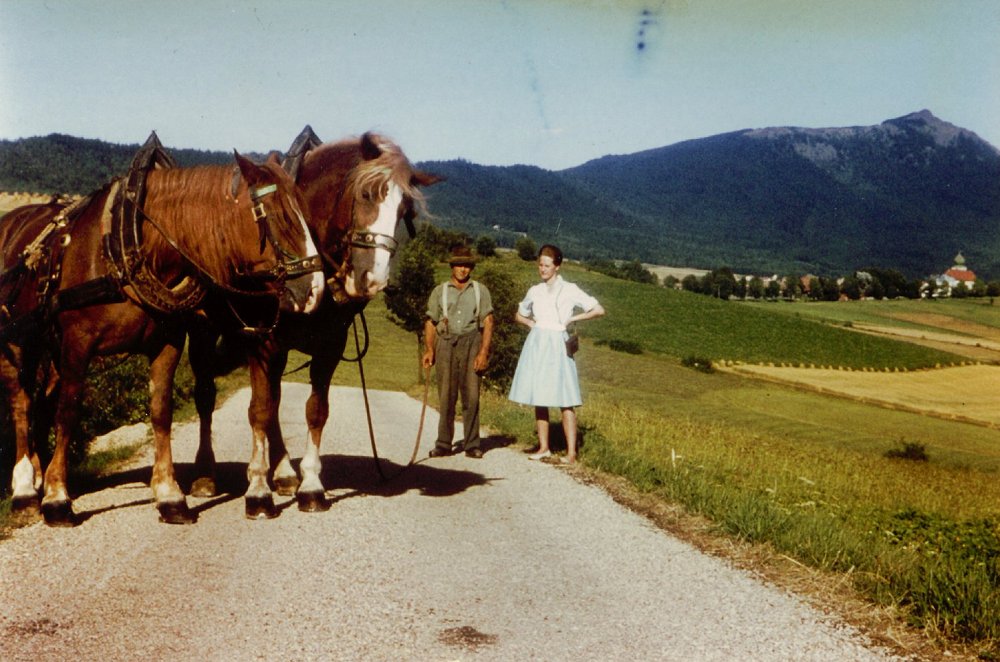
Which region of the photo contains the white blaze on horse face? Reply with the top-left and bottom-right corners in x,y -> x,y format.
364,182 -> 404,295
292,200 -> 326,313
291,198 -> 325,313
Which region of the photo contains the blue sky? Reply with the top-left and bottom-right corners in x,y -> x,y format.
1,0 -> 998,170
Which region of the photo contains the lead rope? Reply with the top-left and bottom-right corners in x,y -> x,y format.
352,315 -> 429,481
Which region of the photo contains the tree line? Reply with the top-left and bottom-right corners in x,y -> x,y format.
677,266 -> 1000,301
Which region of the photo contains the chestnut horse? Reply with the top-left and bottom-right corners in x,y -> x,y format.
187,129 -> 441,517
0,148 -> 324,525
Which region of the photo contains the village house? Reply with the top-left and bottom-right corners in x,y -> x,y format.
928,251 -> 978,297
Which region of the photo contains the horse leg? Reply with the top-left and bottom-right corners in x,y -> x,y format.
149,340 -> 195,524
41,351 -> 88,526
187,327 -> 218,497
1,347 -> 41,518
268,363 -> 299,497
296,354 -> 338,512
244,347 -> 285,519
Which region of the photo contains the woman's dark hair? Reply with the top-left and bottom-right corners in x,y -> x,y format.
538,244 -> 563,266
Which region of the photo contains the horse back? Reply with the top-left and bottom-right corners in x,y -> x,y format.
0,203 -> 65,272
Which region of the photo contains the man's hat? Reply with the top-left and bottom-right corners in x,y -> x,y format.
448,245 -> 478,266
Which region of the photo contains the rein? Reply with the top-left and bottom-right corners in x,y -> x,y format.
351,313 -> 428,482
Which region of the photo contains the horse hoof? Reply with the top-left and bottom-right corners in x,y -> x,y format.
190,477 -> 217,498
41,501 -> 76,527
296,490 -> 330,513
273,476 -> 299,497
245,495 -> 278,520
157,501 -> 196,525
12,494 -> 41,517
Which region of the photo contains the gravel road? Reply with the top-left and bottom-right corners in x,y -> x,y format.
1,384 -> 903,661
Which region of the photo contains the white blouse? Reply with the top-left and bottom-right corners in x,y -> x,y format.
517,275 -> 599,331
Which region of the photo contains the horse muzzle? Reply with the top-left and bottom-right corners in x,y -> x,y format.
280,269 -> 325,313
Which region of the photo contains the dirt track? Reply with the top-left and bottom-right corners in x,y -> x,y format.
0,384 -> 901,661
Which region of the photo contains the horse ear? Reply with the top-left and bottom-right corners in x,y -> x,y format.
411,170 -> 445,188
234,151 -> 264,187
266,150 -> 282,165
360,132 -> 382,161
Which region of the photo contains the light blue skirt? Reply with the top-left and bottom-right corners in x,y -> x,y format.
508,327 -> 582,408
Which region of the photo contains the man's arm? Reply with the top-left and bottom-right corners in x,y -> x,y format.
473,313 -> 494,374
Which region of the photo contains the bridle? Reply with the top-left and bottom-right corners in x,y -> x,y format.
243,183 -> 323,282
324,180 -> 415,303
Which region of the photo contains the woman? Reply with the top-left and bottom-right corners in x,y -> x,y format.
509,244 -> 605,464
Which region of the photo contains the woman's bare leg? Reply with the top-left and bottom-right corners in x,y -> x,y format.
534,406 -> 550,453
561,407 -> 577,463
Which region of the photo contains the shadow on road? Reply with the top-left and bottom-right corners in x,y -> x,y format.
69,435 -> 518,520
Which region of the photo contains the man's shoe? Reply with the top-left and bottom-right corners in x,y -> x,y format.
465,448 -> 483,459
428,447 -> 451,458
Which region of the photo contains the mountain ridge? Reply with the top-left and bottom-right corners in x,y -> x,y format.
1,111 -> 997,278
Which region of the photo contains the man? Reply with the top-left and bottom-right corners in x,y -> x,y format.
422,245 -> 494,458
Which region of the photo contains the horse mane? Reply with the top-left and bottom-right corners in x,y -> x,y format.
146,165 -> 233,212
305,133 -> 430,215
143,165 -> 257,277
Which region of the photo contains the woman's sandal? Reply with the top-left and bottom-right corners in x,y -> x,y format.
528,450 -> 552,460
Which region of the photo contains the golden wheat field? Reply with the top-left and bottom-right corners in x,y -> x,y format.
727,363 -> 1000,428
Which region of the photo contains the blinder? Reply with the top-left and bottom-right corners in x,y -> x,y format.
247,183 -> 323,282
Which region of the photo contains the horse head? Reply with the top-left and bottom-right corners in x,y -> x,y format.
232,152 -> 325,314
294,131 -> 442,302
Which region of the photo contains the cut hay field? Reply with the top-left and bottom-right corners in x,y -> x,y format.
727,363 -> 1000,428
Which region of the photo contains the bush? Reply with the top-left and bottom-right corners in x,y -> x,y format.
474,234 -> 497,258
885,440 -> 929,462
475,260 -> 530,392
514,236 -> 537,261
595,338 -> 643,354
385,235 -> 437,335
681,355 -> 715,373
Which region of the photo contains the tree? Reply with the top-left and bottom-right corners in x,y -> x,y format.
473,260 -> 529,392
617,259 -> 657,285
733,276 -> 748,300
474,234 -> 497,258
821,277 -> 841,301
782,273 -> 801,300
705,267 -> 736,299
747,276 -> 765,300
765,279 -> 781,300
514,236 -> 537,261
807,277 -> 822,301
841,275 -> 862,300
681,274 -> 701,293
385,234 -> 437,377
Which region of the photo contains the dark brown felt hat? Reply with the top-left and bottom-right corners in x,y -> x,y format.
448,245 -> 478,265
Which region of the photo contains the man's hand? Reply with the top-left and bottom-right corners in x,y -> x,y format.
473,351 -> 488,374
422,350 -> 435,369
